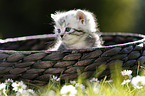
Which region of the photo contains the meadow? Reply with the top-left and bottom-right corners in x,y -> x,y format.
0,64 -> 145,96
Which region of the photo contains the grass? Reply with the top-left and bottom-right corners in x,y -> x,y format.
1,64 -> 145,96
37,64 -> 145,96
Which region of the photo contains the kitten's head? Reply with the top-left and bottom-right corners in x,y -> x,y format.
51,9 -> 98,39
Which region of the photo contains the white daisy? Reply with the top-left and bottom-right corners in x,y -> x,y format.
18,81 -> 27,89
5,78 -> 13,83
12,81 -> 27,92
90,78 -> 99,83
131,76 -> 145,89
27,89 -> 35,94
12,82 -> 19,91
60,85 -> 77,96
0,83 -> 6,90
70,81 -> 76,84
121,70 -> 132,76
75,83 -> 85,92
121,79 -> 131,85
121,70 -> 132,78
50,75 -> 60,82
18,88 -> 24,93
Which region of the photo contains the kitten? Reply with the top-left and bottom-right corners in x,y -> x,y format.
49,9 -> 102,51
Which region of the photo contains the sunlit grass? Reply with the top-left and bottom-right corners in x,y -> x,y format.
1,64 -> 145,96
36,64 -> 145,96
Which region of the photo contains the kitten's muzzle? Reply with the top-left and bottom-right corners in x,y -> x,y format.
60,34 -> 64,38
60,32 -> 73,39
60,33 -> 66,39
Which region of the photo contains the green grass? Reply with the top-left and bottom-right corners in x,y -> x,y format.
37,74 -> 145,96
1,64 -> 145,96
36,64 -> 145,96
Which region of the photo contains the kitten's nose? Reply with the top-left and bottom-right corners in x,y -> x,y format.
60,35 -> 63,38
60,33 -> 65,39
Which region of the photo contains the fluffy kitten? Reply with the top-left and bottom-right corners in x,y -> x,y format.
49,9 -> 102,51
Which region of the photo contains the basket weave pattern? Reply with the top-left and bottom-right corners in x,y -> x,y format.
0,33 -> 145,84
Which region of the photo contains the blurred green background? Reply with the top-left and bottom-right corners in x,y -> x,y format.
0,0 -> 144,39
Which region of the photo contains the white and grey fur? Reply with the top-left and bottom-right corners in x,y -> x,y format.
49,9 -> 102,51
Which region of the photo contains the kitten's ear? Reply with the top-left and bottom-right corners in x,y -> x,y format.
51,14 -> 56,20
76,11 -> 86,24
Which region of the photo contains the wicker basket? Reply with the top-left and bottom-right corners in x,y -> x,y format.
0,33 -> 145,84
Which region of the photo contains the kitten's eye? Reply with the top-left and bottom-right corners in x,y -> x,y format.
65,27 -> 71,32
57,29 -> 61,33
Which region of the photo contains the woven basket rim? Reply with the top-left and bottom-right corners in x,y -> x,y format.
0,32 -> 145,53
